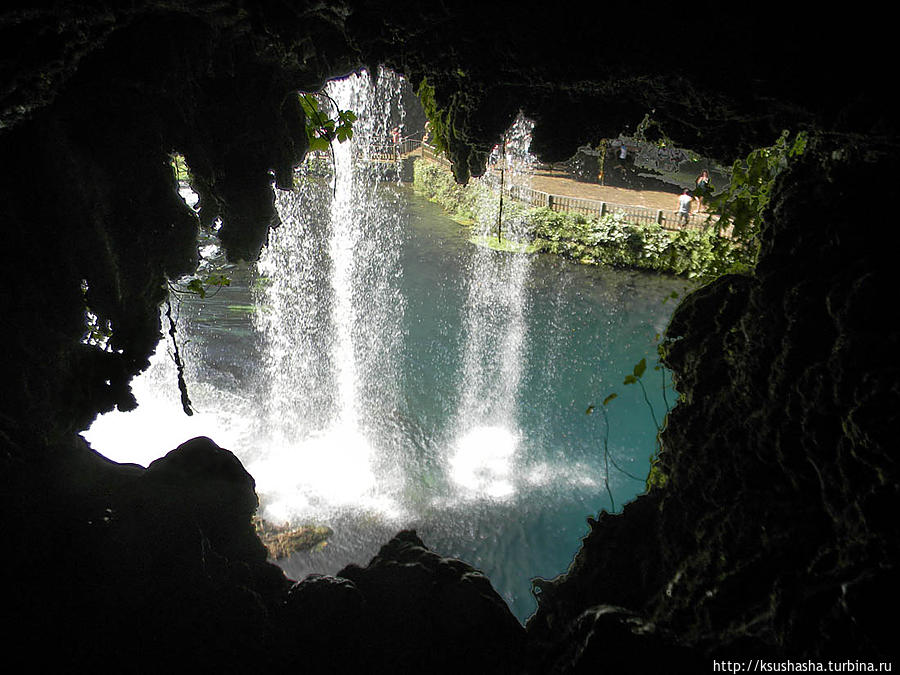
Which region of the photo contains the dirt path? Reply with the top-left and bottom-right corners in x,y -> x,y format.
530,168 -> 683,211
409,150 -> 704,214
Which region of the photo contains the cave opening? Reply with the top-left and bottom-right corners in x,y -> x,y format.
79,66 -> 690,622
4,4 -> 896,668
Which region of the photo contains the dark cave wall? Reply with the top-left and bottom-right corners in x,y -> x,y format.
2,1 -> 898,671
528,144 -> 899,666
1,5 -> 359,443
3,1 -> 895,447
657,147 -> 899,659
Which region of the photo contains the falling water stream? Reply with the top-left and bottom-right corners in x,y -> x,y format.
448,116 -> 535,501
83,68 -> 688,621
249,70 -> 408,520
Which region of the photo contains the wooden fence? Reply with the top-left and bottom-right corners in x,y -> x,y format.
500,183 -> 716,232
403,139 -> 719,233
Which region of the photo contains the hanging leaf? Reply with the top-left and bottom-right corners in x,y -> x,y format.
633,358 -> 647,379
585,404 -> 595,415
308,137 -> 330,152
602,393 -> 618,406
299,91 -> 357,151
298,93 -> 318,117
205,273 -> 230,289
186,278 -> 206,298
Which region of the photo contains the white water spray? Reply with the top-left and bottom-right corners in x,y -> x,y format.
85,84 -> 544,517
77,84 -> 679,622
250,68 -> 407,522
448,115 -> 537,501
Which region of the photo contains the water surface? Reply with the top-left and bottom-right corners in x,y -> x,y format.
84,184 -> 688,622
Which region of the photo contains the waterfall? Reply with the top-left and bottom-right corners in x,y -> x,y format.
78,78 -> 681,621
448,115 -> 537,501
249,68 -> 407,523
84,98 -> 542,517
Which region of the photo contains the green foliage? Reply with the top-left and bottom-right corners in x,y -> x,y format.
586,368 -> 665,511
165,269 -> 232,417
81,280 -> 113,349
622,357 -> 658,425
622,353 -> 670,491
299,92 -> 357,153
413,158 -> 488,222
469,234 -> 538,254
529,209 -> 733,278
170,153 -> 191,182
174,272 -> 230,299
417,78 -> 451,155
645,458 -> 669,490
623,357 -> 647,384
82,310 -> 113,349
633,113 -> 671,148
585,389 -> 625,511
588,345 -> 674,500
413,158 -> 742,278
706,130 -> 808,243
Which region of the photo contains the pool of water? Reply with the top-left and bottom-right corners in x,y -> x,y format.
83,183 -> 689,622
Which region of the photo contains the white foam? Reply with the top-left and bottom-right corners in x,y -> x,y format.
449,425 -> 519,500
247,425 -> 398,521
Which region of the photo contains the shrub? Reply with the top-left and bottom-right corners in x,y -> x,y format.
412,159 -> 741,279
413,160 -> 485,222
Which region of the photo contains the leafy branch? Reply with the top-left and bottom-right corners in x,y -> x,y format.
171,153 -> 191,183
417,77 -> 451,156
298,92 -> 357,196
586,392 -> 644,512
81,281 -> 114,350
705,130 -> 808,244
623,358 -> 660,430
623,355 -> 671,490
169,272 -> 231,300
163,270 -> 232,416
299,92 -> 357,152
164,296 -> 193,417
587,348 -> 675,509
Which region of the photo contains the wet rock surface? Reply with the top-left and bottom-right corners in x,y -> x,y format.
254,518 -> 333,559
277,530 -> 529,673
529,147 -> 899,664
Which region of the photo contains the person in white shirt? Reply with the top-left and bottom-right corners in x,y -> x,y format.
676,188 -> 693,225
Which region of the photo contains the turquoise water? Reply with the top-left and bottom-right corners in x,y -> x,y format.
84,184 -> 688,622
385,193 -> 686,619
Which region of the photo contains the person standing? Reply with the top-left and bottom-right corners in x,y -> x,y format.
694,169 -> 711,211
676,188 -> 693,225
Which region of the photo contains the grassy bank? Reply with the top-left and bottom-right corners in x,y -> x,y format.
413,158 -> 744,279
